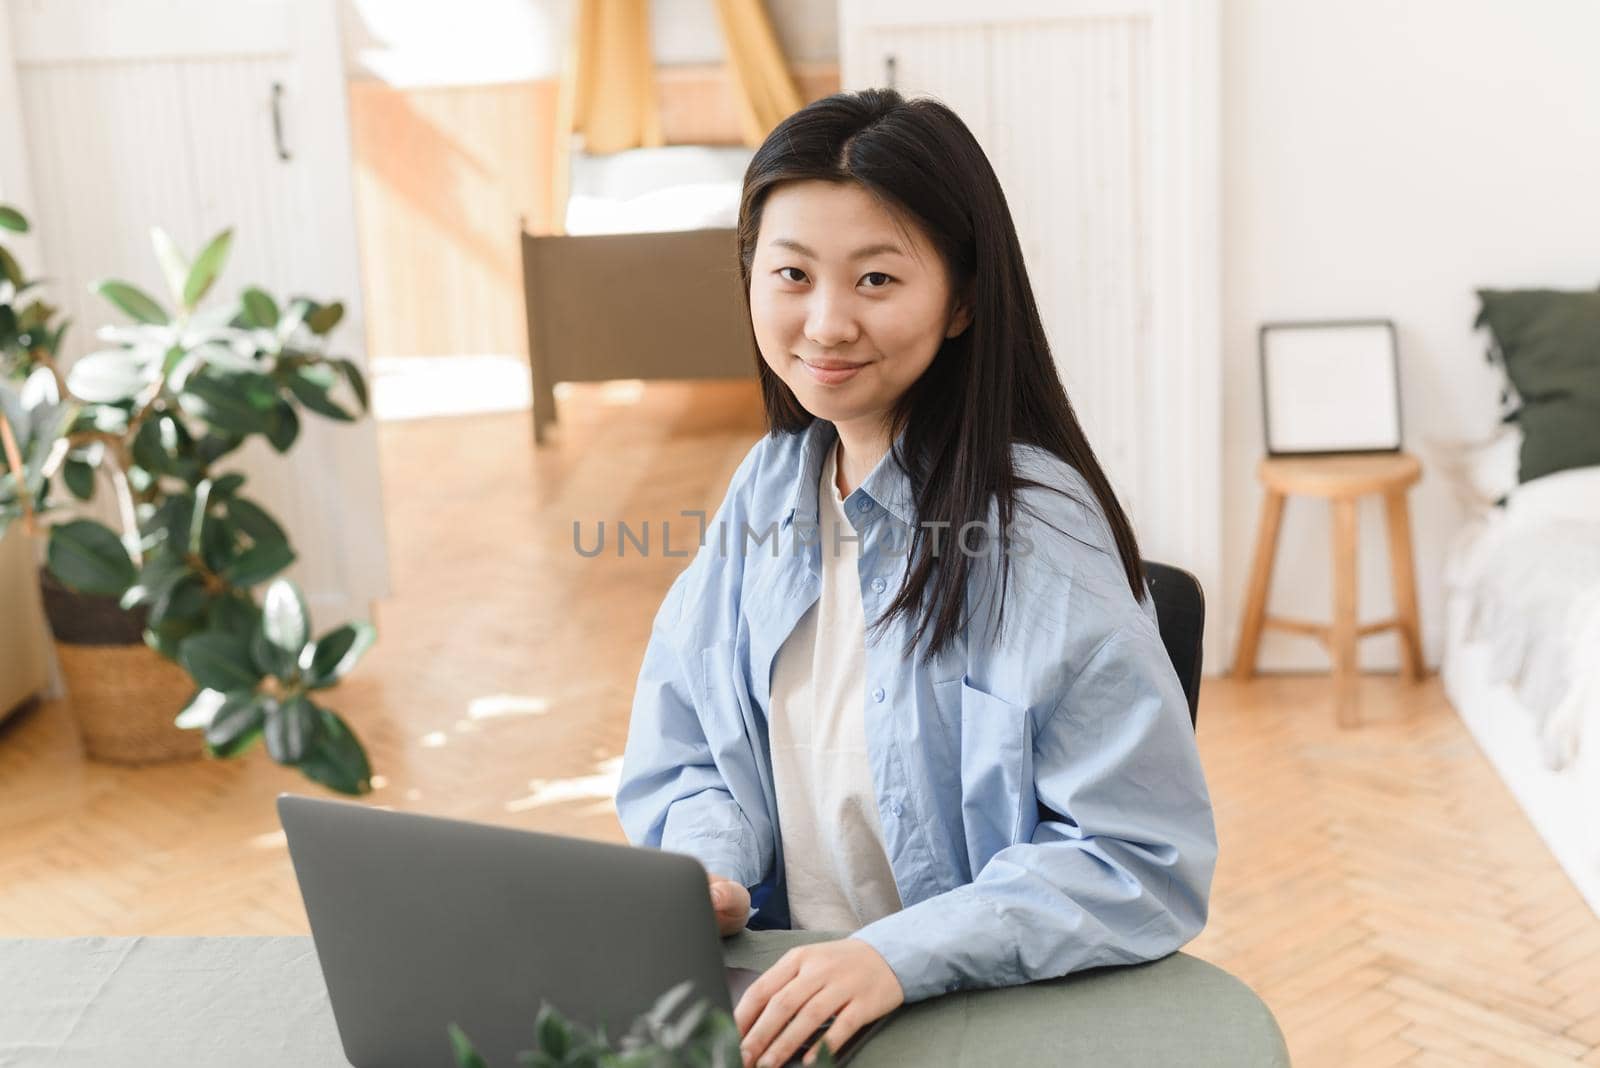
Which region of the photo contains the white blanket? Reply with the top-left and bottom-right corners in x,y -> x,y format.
1444,466 -> 1600,769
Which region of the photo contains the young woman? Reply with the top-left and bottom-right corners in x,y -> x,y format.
616,88 -> 1216,1068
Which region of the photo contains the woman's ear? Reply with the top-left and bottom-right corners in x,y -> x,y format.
945,286 -> 975,338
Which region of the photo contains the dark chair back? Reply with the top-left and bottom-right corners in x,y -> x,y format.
1143,561 -> 1204,728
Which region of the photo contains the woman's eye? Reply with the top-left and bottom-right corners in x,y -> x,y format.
773,268 -> 891,288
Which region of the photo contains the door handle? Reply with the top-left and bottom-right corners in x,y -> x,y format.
271,81 -> 292,162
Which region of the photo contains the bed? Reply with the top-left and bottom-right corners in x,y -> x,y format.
519,145 -> 759,443
1438,442 -> 1600,918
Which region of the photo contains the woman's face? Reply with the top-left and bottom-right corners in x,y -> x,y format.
748,180 -> 971,435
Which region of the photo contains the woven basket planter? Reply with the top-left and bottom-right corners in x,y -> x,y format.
38,567 -> 204,765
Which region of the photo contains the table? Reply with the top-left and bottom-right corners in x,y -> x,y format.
1,933 -> 1288,1067
1232,451 -> 1426,727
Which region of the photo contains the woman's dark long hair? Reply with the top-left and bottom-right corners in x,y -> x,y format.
735,88 -> 1147,661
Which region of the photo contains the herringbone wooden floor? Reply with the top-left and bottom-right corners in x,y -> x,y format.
3,380 -> 1598,1065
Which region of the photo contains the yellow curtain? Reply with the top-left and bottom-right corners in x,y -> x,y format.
547,0 -> 802,233
549,0 -> 663,232
712,0 -> 803,148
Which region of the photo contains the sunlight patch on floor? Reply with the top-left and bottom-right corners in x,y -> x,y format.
594,379 -> 645,405
251,830 -> 288,850
369,355 -> 531,421
467,694 -> 550,721
504,755 -> 623,813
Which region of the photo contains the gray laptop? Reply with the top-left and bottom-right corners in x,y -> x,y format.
278,794 -> 889,1067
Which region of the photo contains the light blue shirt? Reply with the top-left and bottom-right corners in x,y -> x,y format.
615,418 -> 1217,1003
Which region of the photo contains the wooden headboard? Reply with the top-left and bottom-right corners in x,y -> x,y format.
519,226 -> 758,442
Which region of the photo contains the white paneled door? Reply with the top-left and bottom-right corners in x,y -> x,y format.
840,0 -> 1222,672
0,0 -> 388,625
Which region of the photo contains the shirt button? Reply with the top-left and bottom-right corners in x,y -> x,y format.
890,801 -> 903,816
856,498 -> 874,513
872,687 -> 885,703
870,577 -> 887,594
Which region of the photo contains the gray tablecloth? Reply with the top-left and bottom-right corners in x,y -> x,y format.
0,933 -> 1287,1067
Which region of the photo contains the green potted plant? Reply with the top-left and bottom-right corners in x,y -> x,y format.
0,211 -> 68,718
0,203 -> 375,794
448,980 -> 838,1068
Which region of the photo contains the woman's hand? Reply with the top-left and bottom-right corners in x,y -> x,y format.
707,871 -> 752,936
734,938 -> 904,1068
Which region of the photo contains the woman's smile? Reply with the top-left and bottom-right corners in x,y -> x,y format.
798,355 -> 870,385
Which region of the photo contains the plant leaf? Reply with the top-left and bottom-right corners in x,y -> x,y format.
297,705 -> 372,795
448,1023 -> 489,1068
265,399 -> 300,452
660,1000 -> 707,1050
210,472 -> 246,498
227,496 -> 287,547
193,431 -> 244,466
121,550 -> 189,609
161,345 -> 203,389
130,417 -> 170,475
145,617 -> 202,660
189,478 -> 214,554
199,511 -> 238,574
0,205 -> 27,233
177,630 -> 263,693
94,279 -> 168,325
150,227 -> 190,308
205,592 -> 260,640
221,539 -> 295,588
536,1004 -> 571,1058
67,349 -> 150,403
646,982 -> 696,1030
250,620 -> 297,680
264,693 -> 319,763
63,458 -> 95,501
151,493 -> 195,553
261,577 -> 310,654
286,366 -> 355,422
334,358 -> 370,413
148,573 -> 207,628
47,519 -> 137,596
82,403 -> 129,435
175,688 -> 228,730
241,287 -> 279,330
277,297 -> 312,341
0,245 -> 23,289
183,228 -> 233,308
299,621 -> 375,688
205,693 -> 269,757
178,372 -> 275,436
304,300 -> 344,335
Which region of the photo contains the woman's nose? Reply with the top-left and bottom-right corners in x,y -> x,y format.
804,292 -> 859,348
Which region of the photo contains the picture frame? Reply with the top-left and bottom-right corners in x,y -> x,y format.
1258,319 -> 1403,457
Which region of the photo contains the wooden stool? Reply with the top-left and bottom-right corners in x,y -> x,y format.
1232,452 -> 1425,727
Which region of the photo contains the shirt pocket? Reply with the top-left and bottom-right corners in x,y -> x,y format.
954,676 -> 1036,864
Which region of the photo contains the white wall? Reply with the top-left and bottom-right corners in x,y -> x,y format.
1221,0 -> 1600,673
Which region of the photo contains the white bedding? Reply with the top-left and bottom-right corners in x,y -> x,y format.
563,145 -> 751,236
1443,465 -> 1600,769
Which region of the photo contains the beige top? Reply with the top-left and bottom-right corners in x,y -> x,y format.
766,441 -> 904,931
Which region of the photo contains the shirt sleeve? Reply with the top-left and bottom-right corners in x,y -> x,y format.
851,620 -> 1218,1003
615,443 -> 772,906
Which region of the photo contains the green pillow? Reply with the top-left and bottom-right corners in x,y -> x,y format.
1474,288 -> 1600,483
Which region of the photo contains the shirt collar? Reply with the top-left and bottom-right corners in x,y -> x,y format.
783,419 -> 916,529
